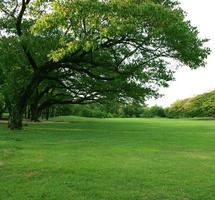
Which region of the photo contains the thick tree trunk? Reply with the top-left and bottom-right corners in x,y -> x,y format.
8,70 -> 48,130
45,107 -> 50,121
30,106 -> 40,122
8,106 -> 24,130
27,106 -> 31,120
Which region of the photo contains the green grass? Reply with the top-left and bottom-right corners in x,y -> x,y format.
1,117 -> 215,200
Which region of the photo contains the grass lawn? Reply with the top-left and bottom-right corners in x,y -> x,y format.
1,117 -> 215,200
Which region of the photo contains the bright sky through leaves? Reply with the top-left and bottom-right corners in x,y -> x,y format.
148,0 -> 215,107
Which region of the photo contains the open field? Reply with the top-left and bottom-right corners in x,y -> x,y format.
1,117 -> 215,200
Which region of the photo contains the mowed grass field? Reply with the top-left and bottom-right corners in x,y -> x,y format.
1,117 -> 215,200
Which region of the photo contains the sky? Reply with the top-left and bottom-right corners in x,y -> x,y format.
147,0 -> 215,107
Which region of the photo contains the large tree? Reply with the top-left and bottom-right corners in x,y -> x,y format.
0,0 -> 210,129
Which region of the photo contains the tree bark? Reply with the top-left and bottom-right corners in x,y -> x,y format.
8,71 -> 46,129
8,105 -> 24,130
45,107 -> 50,121
30,106 -> 40,122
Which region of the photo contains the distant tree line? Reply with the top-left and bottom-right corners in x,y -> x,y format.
32,103 -> 167,119
166,90 -> 215,118
61,90 -> 215,119
0,100 -> 167,119
1,90 -> 215,120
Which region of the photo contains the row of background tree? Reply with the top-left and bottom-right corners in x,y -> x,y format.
1,90 -> 215,119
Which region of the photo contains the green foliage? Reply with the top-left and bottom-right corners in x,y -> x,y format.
58,104 -> 112,118
0,36 -> 33,105
0,68 -> 5,117
57,103 -> 166,118
142,106 -> 166,118
0,92 -> 4,117
1,0 -> 210,102
166,90 -> 215,118
0,0 -> 210,128
119,105 -> 166,118
121,104 -> 143,117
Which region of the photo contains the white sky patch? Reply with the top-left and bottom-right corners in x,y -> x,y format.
147,0 -> 215,107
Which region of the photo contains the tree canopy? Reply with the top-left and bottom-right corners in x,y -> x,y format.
0,0 -> 210,129
166,90 -> 215,118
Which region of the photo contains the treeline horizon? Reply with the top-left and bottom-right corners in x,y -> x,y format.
1,89 -> 215,120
